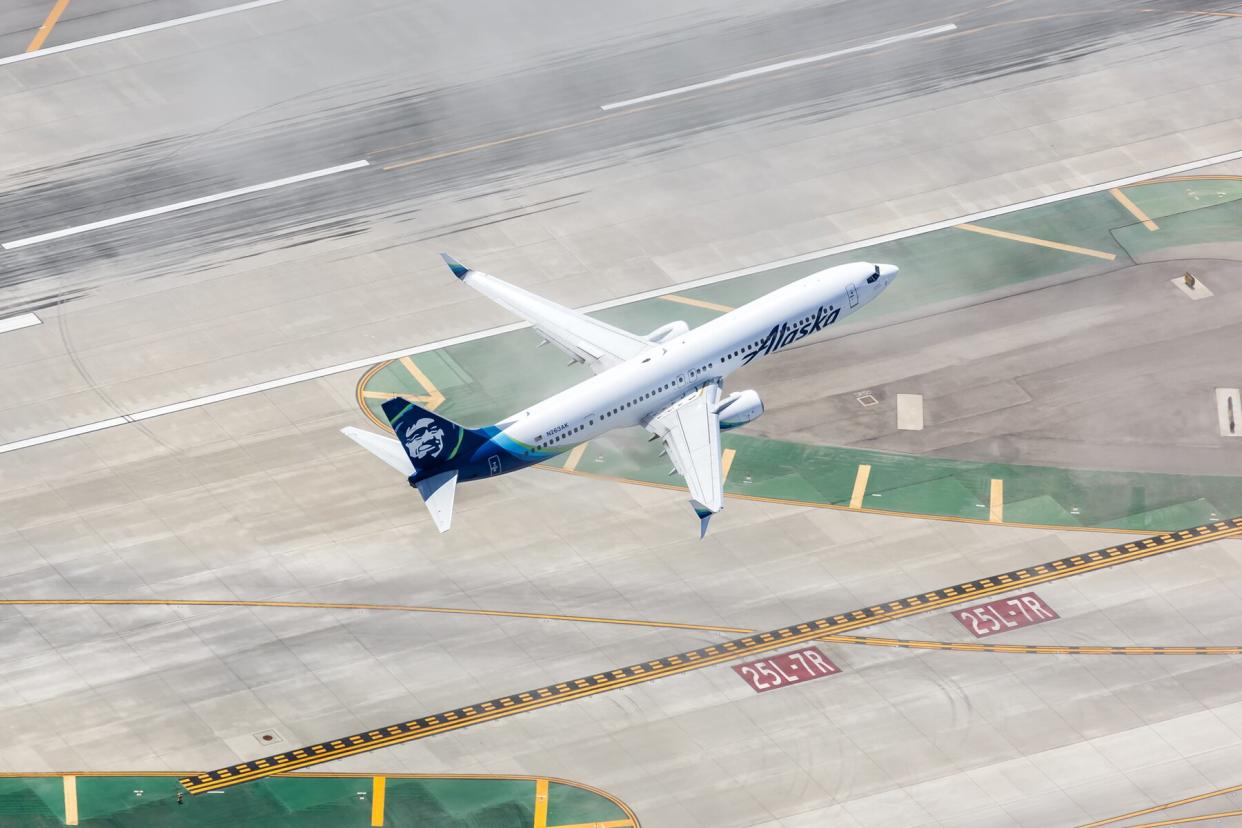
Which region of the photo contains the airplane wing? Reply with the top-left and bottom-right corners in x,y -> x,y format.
441,254 -> 649,373
644,383 -> 725,537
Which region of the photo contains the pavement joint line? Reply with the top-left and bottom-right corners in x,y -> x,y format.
26,0 -> 71,53
0,0 -> 289,65
956,222 -> 1117,259
1110,186 -> 1159,231
599,24 -> 957,110
1,160 -> 368,250
1,156 -> 1241,457
179,518 -> 1242,794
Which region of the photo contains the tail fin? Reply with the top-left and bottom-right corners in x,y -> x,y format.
379,397 -> 485,534
381,397 -> 472,477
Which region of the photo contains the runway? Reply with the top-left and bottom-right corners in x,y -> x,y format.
4,0 -> 1242,826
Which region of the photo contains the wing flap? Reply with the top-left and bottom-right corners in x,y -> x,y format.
646,385 -> 724,514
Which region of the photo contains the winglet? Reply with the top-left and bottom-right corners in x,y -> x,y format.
692,500 -> 717,539
440,253 -> 470,280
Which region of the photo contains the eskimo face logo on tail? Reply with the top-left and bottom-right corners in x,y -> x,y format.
741,304 -> 840,365
404,417 -> 447,460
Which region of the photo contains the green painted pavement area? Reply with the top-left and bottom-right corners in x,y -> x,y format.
0,775 -> 631,827
361,178 -> 1242,532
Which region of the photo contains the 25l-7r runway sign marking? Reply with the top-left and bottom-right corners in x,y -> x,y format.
732,647 -> 840,693
952,592 -> 1058,638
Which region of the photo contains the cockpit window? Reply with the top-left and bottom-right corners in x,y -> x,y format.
866,271 -> 880,284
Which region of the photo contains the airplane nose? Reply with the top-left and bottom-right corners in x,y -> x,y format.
877,263 -> 898,280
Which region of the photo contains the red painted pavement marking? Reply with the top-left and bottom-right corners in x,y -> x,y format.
951,592 -> 1059,638
732,646 -> 840,693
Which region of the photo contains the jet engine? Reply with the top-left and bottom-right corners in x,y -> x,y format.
645,320 -> 689,344
714,390 -> 764,430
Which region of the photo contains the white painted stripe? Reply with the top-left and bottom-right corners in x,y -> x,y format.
3,147 -> 1242,456
896,393 -> 924,431
2,161 -> 369,250
0,0 -> 289,66
600,24 -> 957,110
0,312 -> 41,333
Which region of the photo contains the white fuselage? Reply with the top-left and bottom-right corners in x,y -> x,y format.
500,262 -> 897,456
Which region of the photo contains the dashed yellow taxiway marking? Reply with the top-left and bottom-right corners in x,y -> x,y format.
27,0 -> 72,52
849,464 -> 871,509
1111,187 -> 1159,231
659,294 -> 735,313
957,222 -> 1118,260
180,518 -> 1242,794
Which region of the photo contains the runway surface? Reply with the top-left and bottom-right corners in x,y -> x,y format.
4,0 -> 1242,826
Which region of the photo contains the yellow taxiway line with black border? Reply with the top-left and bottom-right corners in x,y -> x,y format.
6,597 -> 1241,658
181,517 -> 1242,794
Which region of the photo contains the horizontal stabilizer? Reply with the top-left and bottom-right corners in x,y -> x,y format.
340,427 -> 414,476
416,470 -> 458,533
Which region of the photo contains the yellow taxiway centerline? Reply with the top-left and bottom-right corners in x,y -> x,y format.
27,0 -> 72,53
957,222 -> 1117,260
849,464 -> 871,509
1111,187 -> 1159,231
370,776 -> 386,826
1079,781 -> 1242,828
533,778 -> 550,828
7,597 -> 1242,657
562,442 -> 588,472
659,294 -> 735,313
63,775 -> 78,825
399,356 -> 446,410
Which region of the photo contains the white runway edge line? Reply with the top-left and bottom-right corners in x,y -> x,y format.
0,0 -> 289,66
3,147 -> 1242,456
600,24 -> 957,110
0,313 -> 41,334
1,161 -> 369,250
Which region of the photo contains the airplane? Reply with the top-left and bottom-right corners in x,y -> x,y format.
343,254 -> 897,536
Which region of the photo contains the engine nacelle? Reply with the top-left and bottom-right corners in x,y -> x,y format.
646,320 -> 689,344
714,389 -> 764,430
